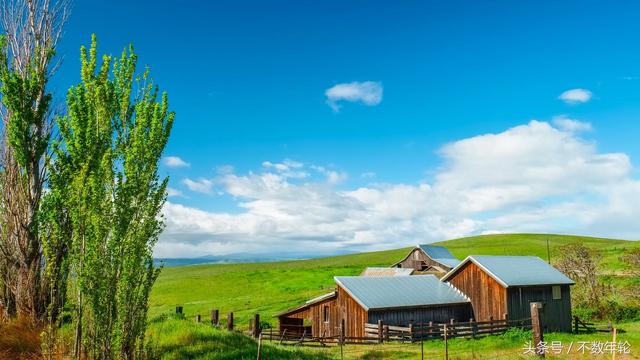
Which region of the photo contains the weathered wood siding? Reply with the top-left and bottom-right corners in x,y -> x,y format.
506,285 -> 572,332
368,303 -> 472,325
278,296 -> 340,337
336,286 -> 368,338
396,248 -> 451,272
446,262 -> 507,322
277,287 -> 369,338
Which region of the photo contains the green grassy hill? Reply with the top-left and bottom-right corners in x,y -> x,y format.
149,233 -> 639,328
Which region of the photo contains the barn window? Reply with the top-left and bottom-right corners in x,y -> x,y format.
323,306 -> 329,323
552,285 -> 561,300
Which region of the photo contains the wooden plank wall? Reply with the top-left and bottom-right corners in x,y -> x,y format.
279,296 -> 339,337
447,262 -> 507,322
368,303 -> 472,326
336,286 -> 368,338
507,285 -> 572,332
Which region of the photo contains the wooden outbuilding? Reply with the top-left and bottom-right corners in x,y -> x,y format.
276,275 -> 472,338
441,255 -> 575,332
392,245 -> 460,275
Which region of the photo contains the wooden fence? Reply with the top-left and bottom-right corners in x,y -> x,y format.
364,317 -> 532,342
258,317 -> 532,345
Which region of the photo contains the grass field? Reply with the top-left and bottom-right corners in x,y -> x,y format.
148,233 -> 640,359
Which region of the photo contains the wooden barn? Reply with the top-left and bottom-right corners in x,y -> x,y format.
392,245 -> 461,274
360,267 -> 414,276
276,275 -> 472,338
441,255 -> 575,332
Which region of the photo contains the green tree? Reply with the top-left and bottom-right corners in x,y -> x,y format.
0,0 -> 70,323
51,35 -> 173,359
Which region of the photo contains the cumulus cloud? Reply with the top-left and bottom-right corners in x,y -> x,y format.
552,116 -> 593,132
155,121 -> 640,258
182,178 -> 214,194
163,156 -> 190,168
558,88 -> 593,104
325,81 -> 383,112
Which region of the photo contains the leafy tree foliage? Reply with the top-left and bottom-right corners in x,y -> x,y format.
50,35 -> 174,359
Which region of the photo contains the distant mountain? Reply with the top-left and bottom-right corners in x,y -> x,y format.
154,249 -> 356,267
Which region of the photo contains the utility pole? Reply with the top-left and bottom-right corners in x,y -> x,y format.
546,237 -> 551,264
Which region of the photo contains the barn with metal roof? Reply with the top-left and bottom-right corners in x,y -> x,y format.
392,244 -> 461,274
276,275 -> 472,338
441,255 -> 575,332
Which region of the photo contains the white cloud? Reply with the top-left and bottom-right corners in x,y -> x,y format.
552,116 -> 593,132
155,121 -> 640,258
325,81 -> 383,112
182,178 -> 214,194
558,88 -> 593,104
163,156 -> 190,168
262,159 -> 308,178
167,187 -> 184,197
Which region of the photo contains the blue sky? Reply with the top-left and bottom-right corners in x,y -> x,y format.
50,0 -> 640,257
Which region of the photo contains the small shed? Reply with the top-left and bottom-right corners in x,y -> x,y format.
277,275 -> 472,338
392,245 -> 461,274
441,255 -> 575,332
360,267 -> 414,276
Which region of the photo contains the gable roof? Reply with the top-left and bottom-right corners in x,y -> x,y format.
391,244 -> 461,269
275,291 -> 337,317
361,267 -> 414,276
417,245 -> 461,268
441,255 -> 575,287
334,275 -> 469,311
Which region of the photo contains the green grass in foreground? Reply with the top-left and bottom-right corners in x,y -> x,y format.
148,233 -> 640,359
150,233 -> 639,328
148,316 -> 640,359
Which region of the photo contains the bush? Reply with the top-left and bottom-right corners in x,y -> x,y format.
500,327 -> 531,342
602,301 -> 640,322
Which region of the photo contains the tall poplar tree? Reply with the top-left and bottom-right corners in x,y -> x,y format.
51,35 -> 173,359
0,0 -> 70,322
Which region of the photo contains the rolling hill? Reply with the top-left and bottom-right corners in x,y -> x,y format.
149,233 -> 639,329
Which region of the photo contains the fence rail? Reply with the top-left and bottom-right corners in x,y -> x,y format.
363,317 -> 532,342
257,317 -> 532,345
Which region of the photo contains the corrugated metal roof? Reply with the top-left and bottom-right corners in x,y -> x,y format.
275,291 -> 337,317
361,267 -> 414,276
442,255 -> 575,287
334,275 -> 469,311
418,245 -> 461,268
305,291 -> 336,304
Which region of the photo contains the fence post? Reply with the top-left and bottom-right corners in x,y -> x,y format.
227,312 -> 234,331
195,314 -> 201,323
444,323 -> 449,360
612,328 -> 617,360
409,321 -> 414,343
211,309 -> 219,326
450,318 -> 455,337
530,302 -> 545,358
256,333 -> 262,360
253,314 -> 261,339
428,321 -> 433,338
573,316 -> 578,333
470,318 -> 476,339
489,316 -> 494,335
378,320 -> 383,344
383,324 -> 389,342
